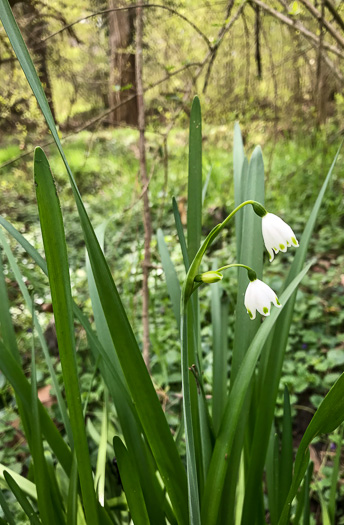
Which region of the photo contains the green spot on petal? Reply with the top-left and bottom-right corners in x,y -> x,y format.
279,243 -> 285,250
263,307 -> 269,314
247,309 -> 253,319
276,299 -> 281,306
292,237 -> 297,245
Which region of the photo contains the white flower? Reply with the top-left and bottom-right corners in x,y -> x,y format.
262,213 -> 299,262
244,279 -> 282,320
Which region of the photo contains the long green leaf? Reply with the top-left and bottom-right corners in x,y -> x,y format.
34,147 -> 99,524
3,471 -> 41,525
0,487 -> 16,525
172,197 -> 189,270
86,225 -> 167,524
279,370 -> 344,524
200,261 -> 312,525
222,146 -> 264,525
30,333 -> 62,525
233,122 -> 246,259
0,230 -> 73,445
242,142 -> 343,524
157,228 -> 181,328
0,341 -> 72,475
0,214 -> 166,523
0,6 -> 188,519
187,95 -> 202,263
328,425 -> 343,524
113,437 -> 150,525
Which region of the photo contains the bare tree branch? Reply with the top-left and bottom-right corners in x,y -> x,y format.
300,0 -> 344,50
0,62 -> 200,170
250,0 -> 344,59
202,0 -> 248,93
38,4 -> 212,51
324,0 -> 344,32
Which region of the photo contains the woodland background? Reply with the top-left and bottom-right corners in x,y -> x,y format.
0,1 -> 344,523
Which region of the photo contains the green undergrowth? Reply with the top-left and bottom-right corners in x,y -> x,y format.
0,125 -> 343,521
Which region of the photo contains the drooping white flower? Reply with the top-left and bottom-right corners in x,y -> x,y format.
244,278 -> 282,320
262,213 -> 299,262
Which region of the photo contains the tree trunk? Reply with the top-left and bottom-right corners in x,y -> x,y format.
108,0 -> 138,126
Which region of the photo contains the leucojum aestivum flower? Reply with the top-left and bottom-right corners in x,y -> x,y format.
182,200 -> 299,320
179,199 -> 299,522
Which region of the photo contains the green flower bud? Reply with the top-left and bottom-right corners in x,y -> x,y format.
195,271 -> 223,284
252,202 -> 267,218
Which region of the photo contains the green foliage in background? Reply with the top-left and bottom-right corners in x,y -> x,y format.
0,1 -> 344,524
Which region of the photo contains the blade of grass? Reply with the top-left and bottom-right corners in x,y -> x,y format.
0,230 -> 73,445
0,341 -> 72,475
279,387 -> 293,517
279,369 -> 344,524
172,197 -> 189,270
302,462 -> 313,525
202,166 -> 212,206
94,389 -> 108,507
328,425 -> 343,524
3,471 -> 41,525
30,334 -> 64,525
233,122 -> 246,260
266,428 -> 279,525
34,147 -> 99,524
187,95 -> 202,263
222,147 -> 264,525
66,453 -> 79,525
157,228 -> 181,328
113,437 -> 150,525
0,488 -> 16,525
231,146 -> 265,380
201,261 -> 312,525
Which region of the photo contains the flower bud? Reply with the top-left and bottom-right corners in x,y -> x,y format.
195,271 -> 223,284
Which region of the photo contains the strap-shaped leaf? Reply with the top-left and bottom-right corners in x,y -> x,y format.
34,147 -> 99,524
113,437 -> 150,525
0,4 -> 188,521
201,261 -> 312,525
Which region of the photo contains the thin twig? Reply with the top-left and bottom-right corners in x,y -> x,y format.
35,4 -> 212,51
135,3 -> 151,371
202,0 -> 248,93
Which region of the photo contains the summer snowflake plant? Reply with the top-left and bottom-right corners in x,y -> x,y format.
244,277 -> 282,320
185,201 -> 298,321
262,212 -> 299,262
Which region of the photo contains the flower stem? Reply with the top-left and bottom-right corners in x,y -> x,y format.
183,200 -> 264,302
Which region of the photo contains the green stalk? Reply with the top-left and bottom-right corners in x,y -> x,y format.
180,297 -> 201,524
